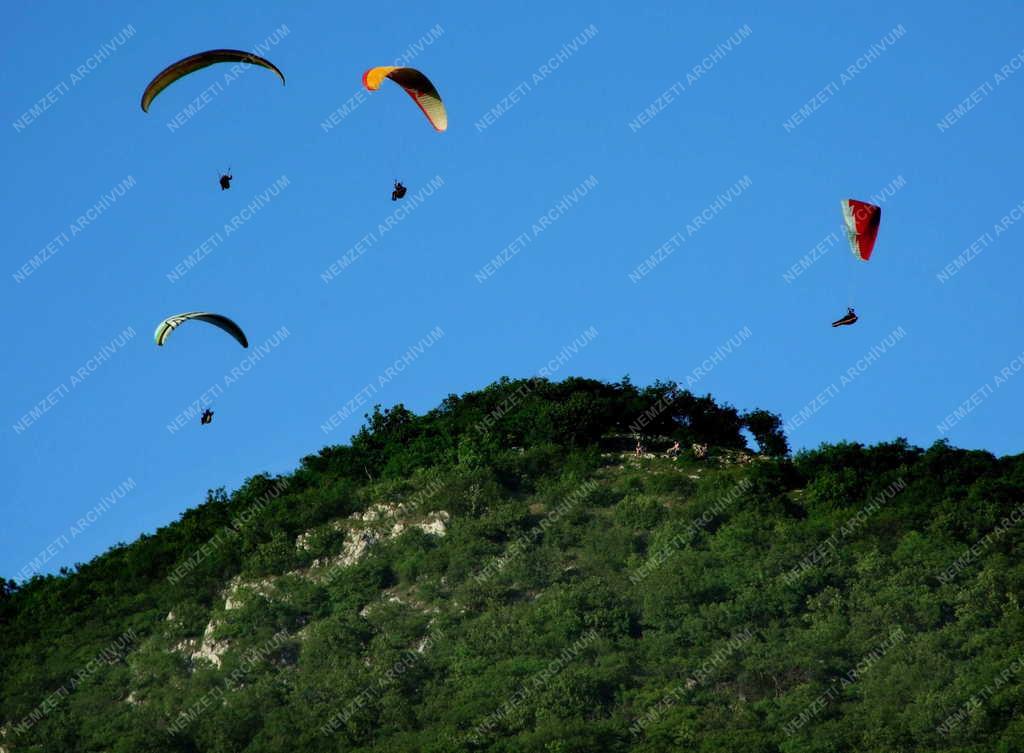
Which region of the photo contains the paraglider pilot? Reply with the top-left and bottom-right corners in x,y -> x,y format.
392,180 -> 407,201
219,172 -> 233,191
832,307 -> 858,328
200,409 -> 214,425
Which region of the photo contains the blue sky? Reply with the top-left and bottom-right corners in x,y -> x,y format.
2,0 -> 1023,580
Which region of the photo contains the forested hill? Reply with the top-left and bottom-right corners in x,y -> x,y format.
2,377 -> 1022,752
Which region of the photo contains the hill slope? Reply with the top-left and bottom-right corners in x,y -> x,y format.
2,377 -> 1022,752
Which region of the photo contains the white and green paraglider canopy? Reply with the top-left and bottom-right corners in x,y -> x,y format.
154,312 -> 248,348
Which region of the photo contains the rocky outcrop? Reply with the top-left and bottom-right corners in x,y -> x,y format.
168,502 -> 451,671
223,576 -> 276,611
191,621 -> 230,668
295,520 -> 345,551
306,503 -> 450,572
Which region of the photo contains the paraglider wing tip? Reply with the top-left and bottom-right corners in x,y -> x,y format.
361,67 -> 394,92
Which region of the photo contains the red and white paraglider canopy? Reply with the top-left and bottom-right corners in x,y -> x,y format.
841,199 -> 881,261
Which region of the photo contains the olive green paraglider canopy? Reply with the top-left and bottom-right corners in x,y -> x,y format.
141,49 -> 285,112
154,312 -> 248,348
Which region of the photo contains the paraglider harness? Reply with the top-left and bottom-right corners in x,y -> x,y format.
832,307 -> 858,327
392,180 -> 407,201
200,409 -> 214,425
219,168 -> 233,191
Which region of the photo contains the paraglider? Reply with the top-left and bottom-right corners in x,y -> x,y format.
154,312 -> 248,348
219,170 -> 233,191
363,67 -> 446,199
833,199 -> 881,327
155,313 -> 246,429
140,50 -> 285,112
362,66 -> 447,131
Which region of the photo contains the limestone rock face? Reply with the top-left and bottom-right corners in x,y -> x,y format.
192,620 -> 229,668
308,503 -> 450,571
168,501 -> 451,672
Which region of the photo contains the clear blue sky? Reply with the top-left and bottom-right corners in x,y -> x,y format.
3,0 -> 1023,580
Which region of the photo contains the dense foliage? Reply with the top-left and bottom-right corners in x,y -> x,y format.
2,377 -> 1022,752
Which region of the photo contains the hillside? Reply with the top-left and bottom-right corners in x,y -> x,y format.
2,377 -> 1022,752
